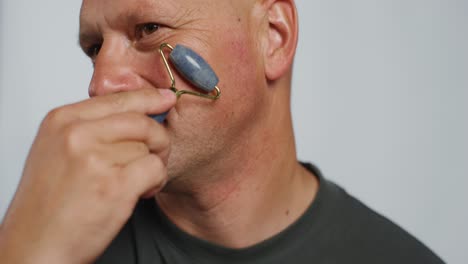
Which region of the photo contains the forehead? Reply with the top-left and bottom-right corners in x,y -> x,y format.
79,0 -> 242,23
78,0 -> 253,52
78,0 -> 251,46
80,0 -> 182,25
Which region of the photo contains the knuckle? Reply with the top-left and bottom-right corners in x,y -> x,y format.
92,176 -> 117,200
89,164 -> 122,200
146,154 -> 166,177
150,153 -> 164,166
120,112 -> 154,133
159,147 -> 171,165
107,93 -> 127,111
130,114 -> 155,136
82,151 -> 101,170
139,115 -> 155,132
62,123 -> 87,155
152,157 -> 169,189
135,142 -> 150,154
43,107 -> 69,129
157,130 -> 171,149
87,154 -> 124,190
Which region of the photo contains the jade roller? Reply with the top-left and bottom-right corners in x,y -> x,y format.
151,43 -> 221,123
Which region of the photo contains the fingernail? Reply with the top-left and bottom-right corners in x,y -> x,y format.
159,89 -> 175,100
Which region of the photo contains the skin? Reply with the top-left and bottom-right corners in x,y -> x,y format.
0,0 -> 318,263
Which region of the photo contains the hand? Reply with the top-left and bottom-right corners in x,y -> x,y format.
0,88 -> 176,264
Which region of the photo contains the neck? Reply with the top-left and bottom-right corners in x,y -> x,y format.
156,83 -> 319,248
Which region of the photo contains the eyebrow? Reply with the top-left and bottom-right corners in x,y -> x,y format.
79,32 -> 100,43
77,1 -> 177,50
78,31 -> 102,50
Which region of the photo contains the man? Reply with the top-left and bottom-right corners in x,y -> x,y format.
0,0 -> 444,263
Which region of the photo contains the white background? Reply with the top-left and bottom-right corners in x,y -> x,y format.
1,1 -> 467,263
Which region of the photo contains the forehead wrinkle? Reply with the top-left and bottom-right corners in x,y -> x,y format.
77,0 -> 216,43
80,0 -> 160,29
123,0 -> 186,29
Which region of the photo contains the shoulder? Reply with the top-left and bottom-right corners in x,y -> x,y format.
323,180 -> 444,263
301,163 -> 444,263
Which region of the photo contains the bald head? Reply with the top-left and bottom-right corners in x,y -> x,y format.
79,0 -> 298,182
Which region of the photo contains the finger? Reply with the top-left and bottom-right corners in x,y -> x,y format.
68,88 -> 176,121
76,112 -> 171,154
121,154 -> 168,199
101,141 -> 149,167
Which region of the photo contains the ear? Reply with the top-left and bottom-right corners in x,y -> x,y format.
261,0 -> 298,81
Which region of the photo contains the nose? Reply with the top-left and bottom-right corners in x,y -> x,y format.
88,38 -> 143,97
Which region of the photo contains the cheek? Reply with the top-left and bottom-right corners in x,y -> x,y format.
222,33 -> 255,83
214,31 -> 264,116
135,49 -> 174,89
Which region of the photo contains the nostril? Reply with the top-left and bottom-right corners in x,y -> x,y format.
88,70 -> 102,98
88,69 -> 142,97
88,84 -> 97,98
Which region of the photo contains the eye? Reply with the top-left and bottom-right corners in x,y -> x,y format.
86,44 -> 102,60
136,23 -> 160,39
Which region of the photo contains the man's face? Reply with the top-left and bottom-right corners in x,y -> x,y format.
79,0 -> 267,181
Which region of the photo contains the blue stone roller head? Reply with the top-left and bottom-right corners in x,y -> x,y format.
151,44 -> 221,123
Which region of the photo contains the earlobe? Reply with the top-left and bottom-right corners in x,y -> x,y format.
262,0 -> 298,81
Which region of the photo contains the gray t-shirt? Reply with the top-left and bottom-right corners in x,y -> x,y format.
95,163 -> 444,263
